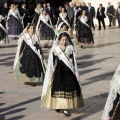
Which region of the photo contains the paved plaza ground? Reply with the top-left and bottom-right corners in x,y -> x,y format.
0,27 -> 120,120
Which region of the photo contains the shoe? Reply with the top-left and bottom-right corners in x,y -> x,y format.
98,29 -> 101,30
63,111 -> 71,117
55,109 -> 60,113
80,45 -> 83,48
108,25 -> 111,27
30,83 -> 36,87
24,82 -> 30,85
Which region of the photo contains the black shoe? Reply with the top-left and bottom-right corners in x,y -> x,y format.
24,82 -> 30,85
80,45 -> 83,48
63,111 -> 71,117
55,109 -> 60,113
104,27 -> 106,30
30,83 -> 36,87
98,29 -> 101,30
108,25 -> 111,27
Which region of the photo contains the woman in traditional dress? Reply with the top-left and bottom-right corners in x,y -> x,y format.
41,32 -> 84,116
0,13 -> 9,45
36,9 -> 55,47
13,23 -> 45,86
55,22 -> 69,37
56,7 -> 69,28
7,4 -> 23,39
32,3 -> 43,26
76,10 -> 94,49
102,65 -> 120,120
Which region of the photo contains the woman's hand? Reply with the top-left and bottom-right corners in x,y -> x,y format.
39,55 -> 42,60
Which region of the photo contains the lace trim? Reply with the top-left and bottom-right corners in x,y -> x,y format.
51,91 -> 78,99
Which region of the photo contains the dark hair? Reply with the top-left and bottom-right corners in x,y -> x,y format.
61,23 -> 69,30
99,4 -> 103,7
27,23 -> 35,31
58,32 -> 74,45
37,2 -> 41,5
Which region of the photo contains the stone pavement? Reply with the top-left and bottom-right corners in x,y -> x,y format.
0,28 -> 120,120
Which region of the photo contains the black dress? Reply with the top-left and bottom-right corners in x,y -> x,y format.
20,40 -> 43,79
39,20 -> 55,40
76,17 -> 94,44
32,12 -> 40,26
8,15 -> 23,37
0,20 -> 6,42
51,52 -> 81,99
109,93 -> 120,120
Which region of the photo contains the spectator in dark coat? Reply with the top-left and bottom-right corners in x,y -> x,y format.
97,4 -> 106,30
87,3 -> 96,30
106,2 -> 114,27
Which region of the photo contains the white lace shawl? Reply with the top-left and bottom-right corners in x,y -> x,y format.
79,15 -> 89,28
102,64 -> 120,120
7,9 -> 21,21
36,14 -> 53,30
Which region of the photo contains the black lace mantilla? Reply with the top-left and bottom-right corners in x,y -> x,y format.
19,40 -> 43,78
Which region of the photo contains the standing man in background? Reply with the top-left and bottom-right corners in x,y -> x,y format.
81,2 -> 88,12
67,2 -> 74,28
47,3 -> 53,20
87,3 -> 95,30
2,2 -> 9,18
106,2 -> 114,27
97,4 -> 106,30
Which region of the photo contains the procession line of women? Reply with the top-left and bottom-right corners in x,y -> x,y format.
0,5 -> 96,117
13,23 -> 84,115
1,5 -> 120,119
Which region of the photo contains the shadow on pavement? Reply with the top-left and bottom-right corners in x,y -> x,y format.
0,53 -> 15,57
88,42 -> 120,48
81,71 -> 114,86
0,45 -> 17,49
71,92 -> 108,120
77,55 -> 97,61
0,56 -> 15,62
78,57 -> 113,68
0,96 -> 41,120
79,68 -> 101,76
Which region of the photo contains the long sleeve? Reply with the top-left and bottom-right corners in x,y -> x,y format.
93,7 -> 95,17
